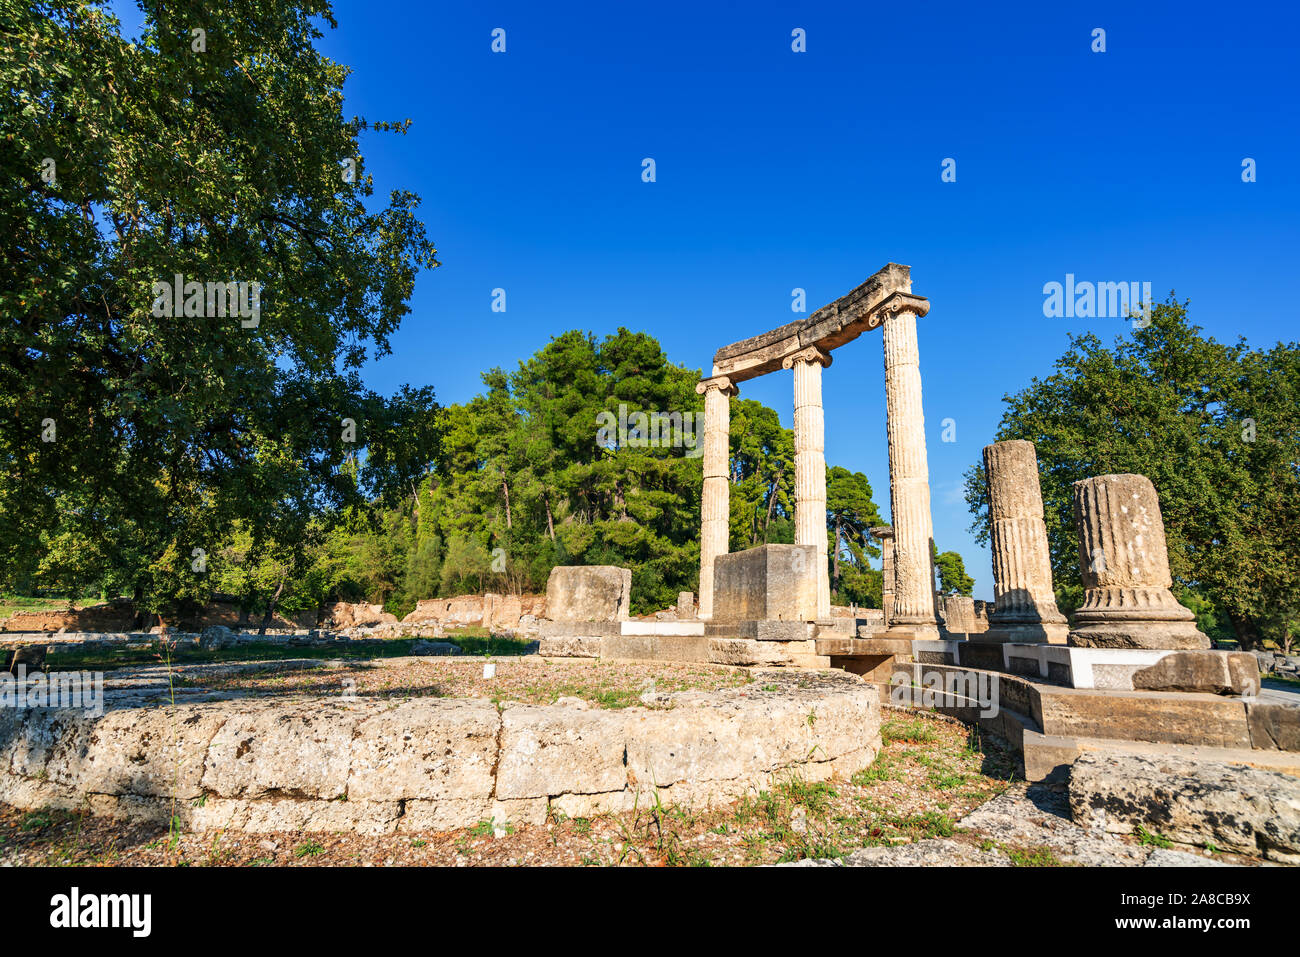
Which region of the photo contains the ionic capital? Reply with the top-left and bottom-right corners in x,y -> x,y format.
866,291 -> 931,329
695,375 -> 739,397
781,346 -> 832,371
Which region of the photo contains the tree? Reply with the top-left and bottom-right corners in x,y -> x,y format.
0,1 -> 442,616
825,466 -> 883,602
931,542 -> 974,597
963,298 -> 1300,648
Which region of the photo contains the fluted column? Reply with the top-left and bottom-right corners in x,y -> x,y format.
782,346 -> 832,619
1069,473 -> 1208,649
982,440 -> 1068,643
877,293 -> 940,635
695,375 -> 738,620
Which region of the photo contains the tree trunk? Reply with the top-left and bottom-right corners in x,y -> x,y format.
1226,609 -> 1263,651
258,578 -> 287,636
544,494 -> 555,541
502,473 -> 512,529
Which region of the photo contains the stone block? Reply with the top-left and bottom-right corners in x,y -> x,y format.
536,635 -> 602,657
1034,687 -> 1252,749
1068,751 -> 1300,862
349,699 -> 498,802
712,544 -> 817,622
496,705 -> 629,800
544,565 -> 632,622
1247,702 -> 1300,751
1130,651 -> 1259,695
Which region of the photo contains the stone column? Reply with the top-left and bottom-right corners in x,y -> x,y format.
783,346 -> 832,619
982,440 -> 1069,643
877,294 -> 940,636
1069,473 -> 1208,649
695,375 -> 738,620
870,526 -> 895,627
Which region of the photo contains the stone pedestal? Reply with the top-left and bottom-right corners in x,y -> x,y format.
711,544 -> 818,623
1069,473 -> 1209,650
696,376 -> 738,620
783,346 -> 832,619
981,440 -> 1069,644
879,294 -> 940,637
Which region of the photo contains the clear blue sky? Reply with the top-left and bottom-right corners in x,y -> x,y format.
114,1 -> 1300,598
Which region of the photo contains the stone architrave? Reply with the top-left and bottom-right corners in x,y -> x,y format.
869,526 -> 895,628
1069,474 -> 1209,650
782,346 -> 833,619
877,294 -> 940,636
982,440 -> 1069,643
695,375 -> 738,620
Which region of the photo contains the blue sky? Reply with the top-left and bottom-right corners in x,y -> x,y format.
114,1 -> 1300,597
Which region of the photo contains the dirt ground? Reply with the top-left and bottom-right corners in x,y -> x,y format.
1,710 -> 1090,867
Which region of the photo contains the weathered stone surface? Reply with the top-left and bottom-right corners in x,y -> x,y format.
496,705 -> 629,800
1130,651 -> 1259,695
1247,702 -> 1300,751
1069,752 -> 1300,862
79,705 -> 237,800
202,702 -> 363,799
0,666 -> 880,835
708,637 -> 797,666
1034,687 -> 1252,748
982,440 -> 1068,643
536,635 -> 602,657
881,297 -> 940,636
785,347 -> 833,618
676,592 -> 696,620
349,698 -> 498,801
712,544 -> 817,622
696,376 -> 738,620
601,634 -> 710,663
1069,474 -> 1209,650
544,565 -> 632,622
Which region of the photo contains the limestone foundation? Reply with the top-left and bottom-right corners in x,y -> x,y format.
1069,473 -> 1209,650
982,440 -> 1068,643
696,376 -> 738,620
783,346 -> 833,619
880,295 -> 940,636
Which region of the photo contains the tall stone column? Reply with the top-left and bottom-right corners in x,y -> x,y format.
783,346 -> 832,619
982,440 -> 1069,643
870,526 -> 895,627
695,375 -> 738,620
877,294 -> 940,636
1069,473 -> 1208,649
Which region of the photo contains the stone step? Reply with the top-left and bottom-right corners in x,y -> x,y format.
619,621 -> 705,637
1024,729 -> 1300,784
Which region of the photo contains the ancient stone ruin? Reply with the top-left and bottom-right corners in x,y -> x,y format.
2,262 -> 1296,863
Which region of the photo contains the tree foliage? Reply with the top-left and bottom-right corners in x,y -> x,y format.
964,299 -> 1300,648
0,0 -> 441,621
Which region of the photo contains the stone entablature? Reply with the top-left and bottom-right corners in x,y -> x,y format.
696,265 -> 940,635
